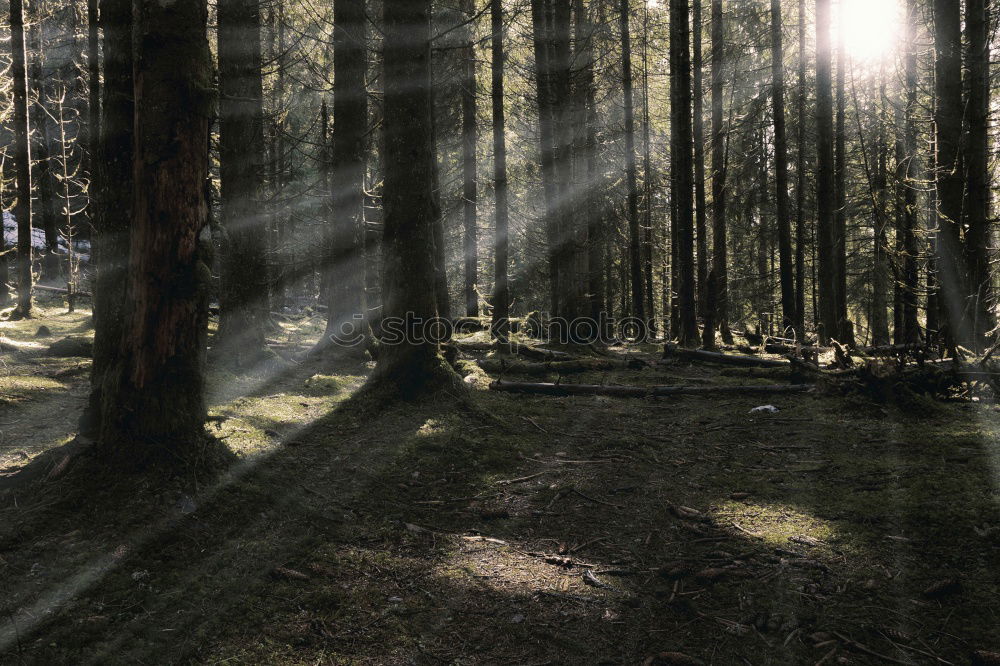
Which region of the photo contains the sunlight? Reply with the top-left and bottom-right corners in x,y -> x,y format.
838,0 -> 902,62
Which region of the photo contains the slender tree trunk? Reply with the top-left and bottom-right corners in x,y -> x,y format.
322,0 -> 367,348
640,2 -> 654,322
897,0 -> 920,344
871,77 -> 890,346
461,0 -> 479,318
99,0 -> 213,466
964,0 -> 992,348
815,0 -> 838,343
86,0 -> 100,187
28,12 -> 59,281
621,0 -> 646,333
10,0 -> 32,319
216,0 -> 271,368
834,5 -> 851,343
491,0 -> 511,341
372,0 -> 458,394
794,0 -> 806,336
670,0 -> 698,346
692,0 -> 708,318
550,0 -> 576,320
770,0 -> 795,335
933,0 -> 967,350
704,0 -> 729,348
531,0 -> 560,316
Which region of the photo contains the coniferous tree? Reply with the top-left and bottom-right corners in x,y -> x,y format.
490,0 -> 511,341
770,0 -> 795,334
10,0 -> 33,319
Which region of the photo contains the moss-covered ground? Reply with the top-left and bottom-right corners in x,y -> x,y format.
1,300 -> 998,664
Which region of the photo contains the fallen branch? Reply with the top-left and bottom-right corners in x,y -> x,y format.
477,357 -> 647,375
490,380 -> 813,398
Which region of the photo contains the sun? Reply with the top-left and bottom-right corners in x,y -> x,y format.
837,0 -> 902,62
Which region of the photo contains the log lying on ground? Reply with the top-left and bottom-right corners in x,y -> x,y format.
477,357 -> 648,376
663,343 -> 789,368
454,340 -> 572,361
491,379 -> 813,398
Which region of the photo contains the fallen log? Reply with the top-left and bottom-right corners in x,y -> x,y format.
477,357 -> 648,375
34,284 -> 92,298
454,340 -> 573,361
663,343 -> 789,368
490,379 -> 813,398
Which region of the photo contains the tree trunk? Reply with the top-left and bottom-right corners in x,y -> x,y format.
323,0 -> 367,346
216,0 -> 271,368
575,0 -> 603,327
86,0 -> 100,191
461,0 -> 479,318
621,0 -> 646,333
871,77 -> 890,346
27,12 -> 59,282
531,0 -> 560,316
704,0 -> 729,348
896,0 -> 921,344
692,0 -> 708,319
933,0 -> 967,350
834,6 -> 851,343
964,0 -> 993,348
770,0 -> 795,335
670,0 -> 698,346
10,0 -> 32,319
80,0 -> 134,437
371,0 -> 459,395
814,0 -> 837,344
98,0 -> 213,466
794,0 -> 807,336
491,0 -> 511,341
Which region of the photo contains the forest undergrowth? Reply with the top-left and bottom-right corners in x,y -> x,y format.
1,300 -> 999,664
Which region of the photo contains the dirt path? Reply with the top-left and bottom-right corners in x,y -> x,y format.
1,312 -> 999,664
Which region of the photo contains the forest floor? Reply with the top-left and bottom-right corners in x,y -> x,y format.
1,298 -> 999,665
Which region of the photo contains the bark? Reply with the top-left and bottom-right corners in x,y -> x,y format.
98,0 -> 213,465
933,0 -> 968,350
461,0 -> 479,318
621,0 -> 646,332
11,0 -> 32,319
671,0 -> 698,346
531,0 -> 560,315
370,0 -> 459,395
833,4 -> 850,342
693,0 -> 708,318
27,13 -> 59,281
323,0 -> 367,343
80,0 -> 133,438
216,0 -> 271,368
794,0 -> 806,336
705,0 -> 729,348
86,0 -> 100,185
814,0 -> 838,343
490,0 -> 511,341
770,0 -> 795,335
964,0 -> 993,347
871,80 -> 890,347
550,0 -> 577,319
575,0 -> 603,326
898,0 -> 920,344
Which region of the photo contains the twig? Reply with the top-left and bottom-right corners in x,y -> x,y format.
495,471 -> 548,486
832,631 -> 914,665
569,487 -> 623,509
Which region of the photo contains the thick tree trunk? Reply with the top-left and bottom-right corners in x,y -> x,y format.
692,0 -> 708,318
814,0 -> 837,344
770,0 -> 795,335
80,0 -> 134,438
323,0 -> 367,346
964,0 -> 993,348
370,0 -> 459,395
871,85 -> 890,347
98,0 -> 213,466
670,0 -> 698,346
490,0 -> 511,341
549,0 -> 577,320
86,0 -> 100,188
216,0 -> 271,368
10,0 -> 33,319
531,0 -> 560,316
575,0 -> 603,327
621,0 -> 646,333
896,0 -> 921,345
933,0 -> 968,350
461,0 -> 479,318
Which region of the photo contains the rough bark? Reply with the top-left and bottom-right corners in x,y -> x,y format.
98,0 -> 213,466
27,13 -> 59,281
794,0 -> 806,336
461,0 -> 479,318
370,0 -> 459,395
490,0 -> 511,342
10,0 -> 33,319
833,4 -> 850,342
216,0 -> 271,368
693,0 -> 708,318
770,0 -> 795,335
814,0 -> 838,343
705,0 -> 729,348
671,0 -> 698,346
621,0 -> 646,332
